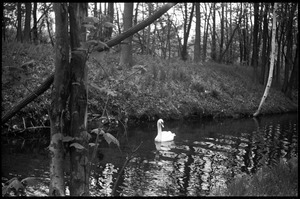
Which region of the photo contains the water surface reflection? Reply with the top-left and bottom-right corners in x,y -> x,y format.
1,114 -> 297,196
94,113 -> 297,196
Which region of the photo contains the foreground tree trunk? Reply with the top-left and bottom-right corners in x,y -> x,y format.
49,3 -> 70,196
68,3 -> 90,195
69,50 -> 89,195
253,3 -> 277,117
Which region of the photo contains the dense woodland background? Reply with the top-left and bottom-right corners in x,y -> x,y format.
2,3 -> 298,93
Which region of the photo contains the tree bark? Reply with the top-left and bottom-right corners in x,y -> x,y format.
282,3 -> 296,95
219,11 -> 242,63
194,2 -> 201,63
24,3 -> 32,43
146,3 -> 152,55
253,3 -> 277,117
211,3 -> 216,61
49,3 -> 70,196
202,3 -> 211,62
260,3 -> 270,85
16,3 -> 22,42
285,32 -> 299,98
181,3 -> 195,61
46,14 -> 54,47
105,3 -> 114,40
94,2 -> 97,17
69,51 -> 89,196
218,3 -> 224,62
68,3 -> 90,195
32,2 -> 38,44
251,3 -> 259,83
119,3 -> 134,67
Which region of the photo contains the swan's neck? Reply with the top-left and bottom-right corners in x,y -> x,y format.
157,123 -> 162,134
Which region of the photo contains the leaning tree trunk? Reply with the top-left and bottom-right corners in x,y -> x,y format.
253,3 -> 277,117
49,3 -> 70,196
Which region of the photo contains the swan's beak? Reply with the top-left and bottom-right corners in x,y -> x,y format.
161,122 -> 164,128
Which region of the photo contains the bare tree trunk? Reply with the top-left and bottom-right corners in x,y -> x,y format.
119,3 -> 134,67
251,3 -> 259,83
16,3 -> 22,42
219,9 -> 243,63
287,33 -> 298,92
68,3 -> 90,195
94,2 -> 97,17
181,3 -> 195,61
32,2 -> 38,44
282,2 -> 296,95
202,3 -> 211,62
274,16 -> 285,86
2,10 -> 6,41
218,3 -> 224,62
260,3 -> 270,85
253,3 -> 277,117
24,3 -> 32,43
104,3 -> 114,40
49,3 -> 70,196
46,15 -> 54,47
211,3 -> 216,61
146,3 -> 152,55
194,2 -> 201,63
68,50 -> 89,195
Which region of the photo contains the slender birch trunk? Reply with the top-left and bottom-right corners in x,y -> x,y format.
253,3 -> 277,117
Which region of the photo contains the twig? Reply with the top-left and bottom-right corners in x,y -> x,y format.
26,126 -> 50,130
111,141 -> 143,196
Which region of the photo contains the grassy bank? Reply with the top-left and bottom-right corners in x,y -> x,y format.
213,157 -> 298,196
88,51 -> 298,124
2,42 -> 298,127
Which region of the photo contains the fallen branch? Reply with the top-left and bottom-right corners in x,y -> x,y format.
2,73 -> 54,124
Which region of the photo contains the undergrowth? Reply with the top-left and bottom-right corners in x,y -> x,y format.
88,51 -> 298,124
2,42 -> 298,129
213,156 -> 298,196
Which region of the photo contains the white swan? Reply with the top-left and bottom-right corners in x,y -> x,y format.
155,119 -> 175,142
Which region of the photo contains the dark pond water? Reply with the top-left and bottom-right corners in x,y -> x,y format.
1,113 -> 298,196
